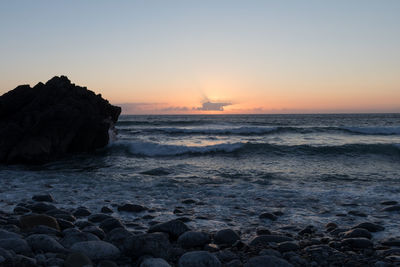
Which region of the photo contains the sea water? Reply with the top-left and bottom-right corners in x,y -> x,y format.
1,114 -> 399,239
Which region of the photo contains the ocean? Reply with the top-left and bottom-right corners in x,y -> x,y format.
1,113 -> 399,239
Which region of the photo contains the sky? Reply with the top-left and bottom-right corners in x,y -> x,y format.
0,0 -> 399,114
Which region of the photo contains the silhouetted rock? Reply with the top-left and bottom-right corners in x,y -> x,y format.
0,76 -> 121,164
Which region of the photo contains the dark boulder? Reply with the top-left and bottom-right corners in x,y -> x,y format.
148,219 -> 190,239
0,76 -> 121,164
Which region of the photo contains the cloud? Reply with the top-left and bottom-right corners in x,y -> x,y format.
118,102 -> 192,114
194,101 -> 232,111
160,106 -> 190,112
118,100 -> 233,114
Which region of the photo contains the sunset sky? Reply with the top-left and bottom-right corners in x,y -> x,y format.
1,0 -> 399,114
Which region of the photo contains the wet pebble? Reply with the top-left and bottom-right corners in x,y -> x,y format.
214,229 -> 240,246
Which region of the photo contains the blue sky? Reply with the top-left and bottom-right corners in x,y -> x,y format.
1,0 -> 399,113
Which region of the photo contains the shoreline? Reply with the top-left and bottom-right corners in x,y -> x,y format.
0,194 -> 399,266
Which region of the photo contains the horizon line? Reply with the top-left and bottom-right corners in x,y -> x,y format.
119,112 -> 400,116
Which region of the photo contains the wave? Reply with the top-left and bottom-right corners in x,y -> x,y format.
341,126 -> 400,135
117,126 -> 400,136
116,120 -> 211,127
109,141 -> 400,157
110,141 -> 245,157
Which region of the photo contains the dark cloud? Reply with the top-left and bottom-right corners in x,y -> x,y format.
195,101 -> 232,111
118,100 -> 232,114
160,106 -> 190,112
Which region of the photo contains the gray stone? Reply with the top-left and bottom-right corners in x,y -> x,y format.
32,194 -> 54,202
46,257 -> 64,266
105,227 -> 133,251
259,249 -> 281,257
278,241 -> 299,252
256,227 -> 271,236
0,229 -> 20,239
182,199 -> 197,204
26,202 -> 56,213
149,219 -> 189,239
16,255 -> 37,266
226,259 -> 242,267
82,226 -> 106,239
178,231 -> 210,249
20,214 -> 60,231
141,257 -> 171,267
215,249 -> 239,262
126,233 -> 171,259
374,260 -> 389,267
298,225 -> 316,235
70,241 -> 120,260
99,217 -> 125,233
28,225 -> 60,236
34,254 -> 46,265
88,213 -> 112,223
101,206 -> 113,213
26,234 -> 65,253
118,203 -> 147,212
61,231 -> 100,248
325,222 -> 338,229
0,238 -> 31,254
244,255 -> 293,267
341,238 -> 373,249
98,260 -> 118,267
52,213 -> 76,222
303,245 -> 346,265
64,252 -> 93,267
353,222 -> 384,232
73,208 -> 92,217
0,248 -> 15,262
178,251 -> 221,267
343,228 -> 372,239
13,206 -> 31,214
381,238 -> 400,246
214,229 -> 240,246
249,235 -> 294,246
57,218 -> 75,230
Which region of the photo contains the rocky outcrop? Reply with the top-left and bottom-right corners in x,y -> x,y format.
0,76 -> 121,163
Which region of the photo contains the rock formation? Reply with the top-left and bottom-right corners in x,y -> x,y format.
0,76 -> 121,164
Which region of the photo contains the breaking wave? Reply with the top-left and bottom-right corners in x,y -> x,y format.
109,141 -> 400,157
119,126 -> 400,136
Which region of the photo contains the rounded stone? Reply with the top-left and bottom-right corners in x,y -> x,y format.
73,208 -> 91,217
99,218 -> 125,233
343,228 -> 372,239
61,231 -> 100,248
214,229 -> 240,246
178,231 -> 210,249
20,214 -> 60,231
32,194 -> 54,202
341,238 -> 373,249
148,219 -> 190,239
141,257 -> 171,267
249,235 -> 294,246
178,251 -> 222,267
118,203 -> 147,212
244,255 -> 293,267
26,234 -> 65,253
70,241 -> 120,260
353,222 -> 384,232
278,241 -> 300,252
0,238 -> 31,254
64,252 -> 93,267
